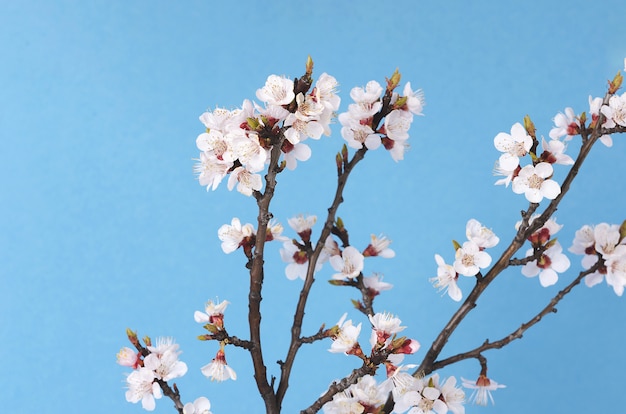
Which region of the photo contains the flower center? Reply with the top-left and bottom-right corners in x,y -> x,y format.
528,173 -> 543,189
461,254 -> 475,267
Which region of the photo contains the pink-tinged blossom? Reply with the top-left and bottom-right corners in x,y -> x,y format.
323,235 -> 342,258
343,81 -> 383,121
384,109 -> 413,142
323,375 -> 385,414
521,242 -> 571,287
281,140 -> 311,170
569,224 -> 606,288
196,130 -> 236,162
454,241 -> 492,277
362,234 -> 395,258
466,219 -> 499,249
494,122 -> 533,170
605,254 -> 626,296
288,214 -> 317,242
329,313 -> 362,355
199,107 -> 232,130
401,82 -> 425,115
314,73 -> 341,113
194,299 -> 230,327
363,273 -> 393,296
493,161 -> 518,187
385,138 -> 410,162
512,162 -> 561,203
350,80 -> 383,104
393,338 -> 421,355
462,375 -> 506,406
125,367 -> 162,411
183,397 -> 212,414
117,347 -> 141,369
588,96 -> 613,147
569,224 -> 596,256
284,112 -> 324,144
380,362 -> 419,398
393,374 -> 450,414
549,107 -> 579,140
217,218 -> 254,254
279,241 -> 323,280
593,223 -> 626,259
330,246 -> 365,280
601,92 -> 626,127
194,152 -> 231,191
230,132 -> 267,172
540,137 -> 574,165
266,219 -> 288,242
294,92 -> 325,119
227,166 -> 263,196
144,346 -> 188,382
338,114 -> 381,150
201,349 -> 237,382
255,75 -> 295,106
438,376 -> 465,414
369,312 -> 406,347
431,254 -> 462,302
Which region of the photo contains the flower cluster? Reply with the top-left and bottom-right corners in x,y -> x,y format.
218,217 -> 286,257
338,79 -> 424,161
431,219 -> 499,301
493,120 -> 565,203
324,312 -> 431,413
518,216 -> 571,287
323,372 -> 465,414
570,222 -> 626,295
194,67 -> 340,195
117,336 -> 190,411
327,312 -> 419,362
193,299 -> 238,381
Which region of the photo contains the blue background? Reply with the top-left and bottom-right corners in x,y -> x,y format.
2,1 -> 625,413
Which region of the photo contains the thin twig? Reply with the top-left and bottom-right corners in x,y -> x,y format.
429,260 -> 601,372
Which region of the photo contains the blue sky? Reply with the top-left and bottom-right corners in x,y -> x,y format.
2,1 -> 625,413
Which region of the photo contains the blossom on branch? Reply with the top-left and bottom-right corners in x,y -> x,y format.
588,96 -> 613,147
363,273 -> 393,296
125,367 -> 162,411
431,254 -> 462,301
549,107 -> 579,140
183,397 -> 213,414
511,162 -> 561,203
465,218 -> 499,249
217,217 -> 255,254
117,347 -> 141,369
454,241 -> 492,277
369,312 -> 406,347
461,375 -> 506,406
255,74 -> 295,106
328,313 -> 362,355
601,91 -> 626,128
362,234 -> 396,258
521,241 -> 571,287
570,223 -> 626,295
494,122 -> 532,170
201,348 -> 237,382
330,245 -> 365,280
540,137 -> 574,165
194,299 -> 229,328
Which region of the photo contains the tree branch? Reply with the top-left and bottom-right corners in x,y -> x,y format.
429,260 -> 601,372
414,98 -> 607,378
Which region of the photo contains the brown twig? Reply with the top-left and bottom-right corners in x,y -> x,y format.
429,260 -> 601,372
414,91 -> 611,379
